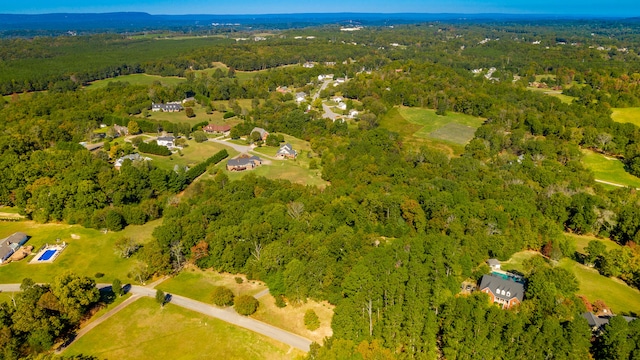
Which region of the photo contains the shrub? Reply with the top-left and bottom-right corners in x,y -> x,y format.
193,131 -> 208,143
112,278 -> 122,297
95,272 -> 104,278
304,309 -> 320,331
234,295 -> 259,315
223,111 -> 236,119
275,294 -> 287,308
234,276 -> 244,284
211,286 -> 235,307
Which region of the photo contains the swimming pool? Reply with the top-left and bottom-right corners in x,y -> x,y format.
491,271 -> 525,284
38,249 -> 57,261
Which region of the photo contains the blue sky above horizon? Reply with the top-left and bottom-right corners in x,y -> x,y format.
3,0 -> 639,17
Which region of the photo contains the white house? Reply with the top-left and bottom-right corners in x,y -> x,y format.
331,96 -> 343,103
114,153 -> 151,169
276,143 -> 298,159
348,109 -> 359,118
157,136 -> 176,148
337,102 -> 347,111
295,92 -> 307,103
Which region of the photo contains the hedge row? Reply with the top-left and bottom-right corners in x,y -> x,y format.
138,141 -> 171,156
184,149 -> 229,183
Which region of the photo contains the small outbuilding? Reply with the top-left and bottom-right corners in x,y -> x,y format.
487,258 -> 501,271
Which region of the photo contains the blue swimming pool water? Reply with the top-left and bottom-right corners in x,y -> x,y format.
492,271 -> 525,284
38,249 -> 57,261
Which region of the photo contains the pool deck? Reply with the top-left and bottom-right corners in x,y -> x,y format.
29,243 -> 67,264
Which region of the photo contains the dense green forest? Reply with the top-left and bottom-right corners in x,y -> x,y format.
4,20 -> 640,359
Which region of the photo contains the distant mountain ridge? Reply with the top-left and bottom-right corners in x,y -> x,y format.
0,12 -> 628,33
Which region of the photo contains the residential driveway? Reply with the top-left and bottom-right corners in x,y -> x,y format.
210,138 -> 279,160
2,282 -> 311,352
322,103 -> 341,121
210,138 -> 252,153
128,285 -> 311,352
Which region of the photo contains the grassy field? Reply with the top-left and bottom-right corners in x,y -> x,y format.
558,259 -> 640,315
380,106 -> 483,155
501,250 -> 640,315
157,267 -> 268,303
611,107 -> 640,128
581,149 -> 640,188
253,295 -> 334,344
0,219 -> 161,284
527,87 -> 576,104
64,297 -> 304,360
566,233 -> 621,253
143,139 -> 239,172
158,267 -> 334,344
141,106 -> 224,127
197,63 -> 265,84
86,74 -> 186,89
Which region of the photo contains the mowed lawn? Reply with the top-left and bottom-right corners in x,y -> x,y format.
85,74 -> 186,89
212,134 -> 328,188
397,107 -> 484,145
143,139 -> 239,172
381,107 -> 483,155
141,106 -> 225,127
157,268 -> 268,303
581,149 -> 640,188
566,233 -> 620,253
612,107 -> 640,128
527,87 -> 576,104
558,259 -> 640,315
64,297 -> 303,360
0,219 -> 161,284
502,250 -> 640,315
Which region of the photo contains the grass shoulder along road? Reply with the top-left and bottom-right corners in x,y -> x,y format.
64,297 -> 304,360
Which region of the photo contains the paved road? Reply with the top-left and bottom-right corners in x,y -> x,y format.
313,80 -> 331,101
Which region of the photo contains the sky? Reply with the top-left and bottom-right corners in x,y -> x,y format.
3,0 -> 639,17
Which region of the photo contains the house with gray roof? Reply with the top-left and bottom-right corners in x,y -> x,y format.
582,312 -> 637,333
478,274 -> 525,309
114,153 -> 151,169
251,127 -> 269,141
487,259 -> 501,270
276,143 -> 298,159
226,155 -> 263,171
0,232 -> 29,264
157,136 -> 176,148
152,102 -> 183,112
